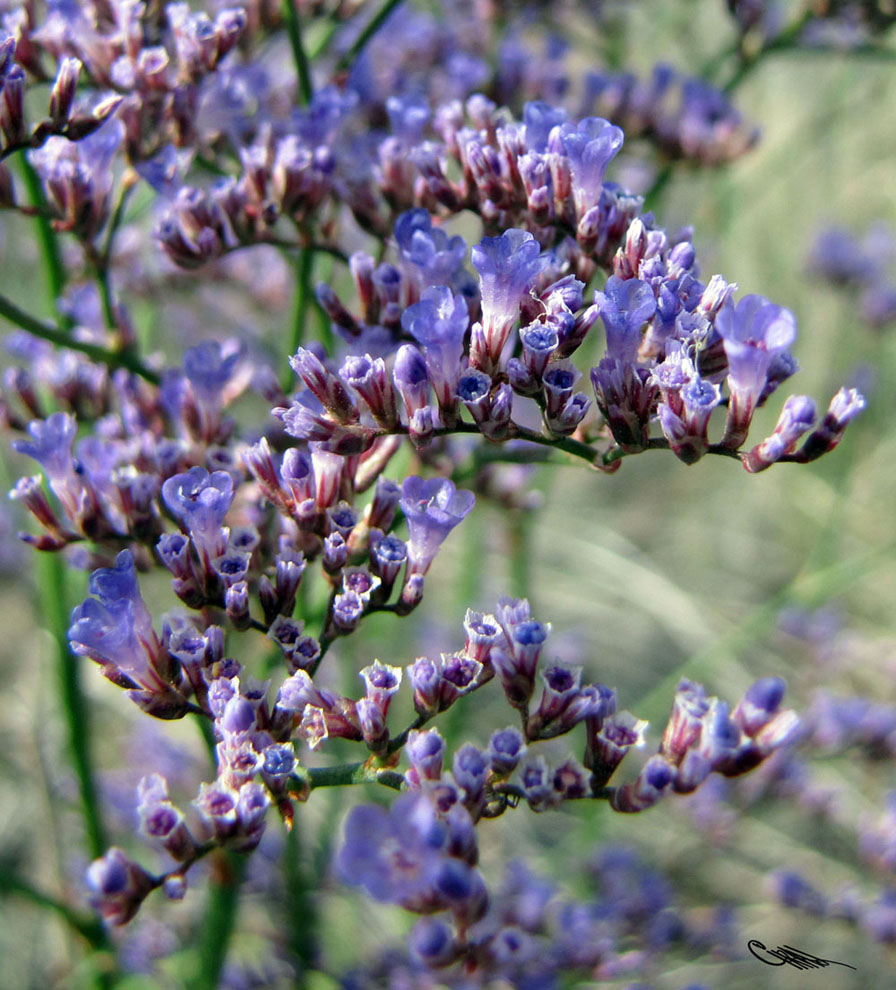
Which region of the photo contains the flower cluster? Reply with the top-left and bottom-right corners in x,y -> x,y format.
809,222 -> 896,330
340,847 -> 741,985
580,63 -> 760,165
0,0 -> 880,984
727,0 -> 896,42
291,199 -> 864,474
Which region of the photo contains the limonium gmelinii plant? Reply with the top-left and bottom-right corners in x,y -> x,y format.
0,1 -> 888,986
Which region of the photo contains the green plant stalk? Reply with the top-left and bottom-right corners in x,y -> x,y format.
0,866 -> 109,946
0,866 -> 118,990
294,762 -> 406,791
282,0 -> 314,105
19,158 -> 69,323
283,246 -> 316,389
38,554 -> 107,859
282,820 -> 317,974
22,160 -> 110,861
91,181 -> 136,332
20,158 -> 121,989
635,545 -> 891,727
335,0 -> 405,72
507,509 -> 531,602
192,851 -> 247,990
0,292 -> 161,384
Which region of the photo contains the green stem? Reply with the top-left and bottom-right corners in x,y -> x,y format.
283,247 -> 315,390
507,509 -> 531,601
642,161 -> 674,215
282,823 -> 317,975
19,157 -> 69,323
308,17 -> 342,59
721,11 -> 814,93
282,0 -> 314,105
634,544 -> 891,727
38,554 -> 107,860
0,867 -> 108,946
90,181 -> 135,332
335,0 -> 405,73
196,711 -> 218,764
192,851 -> 246,990
294,762 -> 405,791
0,293 -> 161,384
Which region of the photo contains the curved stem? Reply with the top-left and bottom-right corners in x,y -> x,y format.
19,158 -> 70,325
335,0 -> 406,73
282,0 -> 314,105
0,866 -> 110,947
721,10 -> 814,93
38,554 -> 107,860
192,851 -> 246,990
293,761 -> 405,791
0,292 -> 161,384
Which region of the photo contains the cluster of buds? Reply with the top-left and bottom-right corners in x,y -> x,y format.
155,130 -> 335,267
581,64 -> 760,166
8,338 -> 251,549
73,569 -> 801,929
286,195 -> 864,472
11,4 -> 247,162
610,677 -> 800,812
0,35 -> 121,177
330,599 -> 800,972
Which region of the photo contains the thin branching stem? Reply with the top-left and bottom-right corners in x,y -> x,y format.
0,292 -> 161,384
335,0 -> 405,72
282,0 -> 314,105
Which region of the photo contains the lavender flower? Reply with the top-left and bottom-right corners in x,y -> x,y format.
471,229 -> 550,370
556,116 -> 624,216
400,476 -> 475,577
401,286 -> 469,418
714,295 -> 797,447
86,848 -> 156,927
161,467 -> 234,563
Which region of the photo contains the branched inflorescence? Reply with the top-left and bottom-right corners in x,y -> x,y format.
0,0 -> 874,981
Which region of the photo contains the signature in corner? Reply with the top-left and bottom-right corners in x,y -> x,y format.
747,939 -> 857,971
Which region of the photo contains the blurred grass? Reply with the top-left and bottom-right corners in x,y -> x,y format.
1,2 -> 896,987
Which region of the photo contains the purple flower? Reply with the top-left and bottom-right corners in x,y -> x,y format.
405,728 -> 446,787
732,677 -> 787,737
408,917 -> 460,968
289,347 -> 359,424
523,100 -> 568,152
586,711 -> 648,787
137,774 -> 196,861
796,387 -> 865,461
743,395 -> 817,472
85,848 -> 155,926
394,209 -> 467,287
338,792 -> 451,911
11,411 -> 77,482
88,549 -> 155,640
610,755 -> 676,813
487,726 -> 526,776
714,295 -> 797,445
29,117 -> 124,239
400,476 -> 475,576
161,467 -> 234,559
594,276 -> 657,364
69,552 -> 172,700
401,286 -> 469,414
471,229 -> 550,369
392,344 -> 431,420
557,116 -> 624,214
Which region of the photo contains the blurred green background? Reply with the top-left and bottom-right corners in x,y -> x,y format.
1,2 -> 895,987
